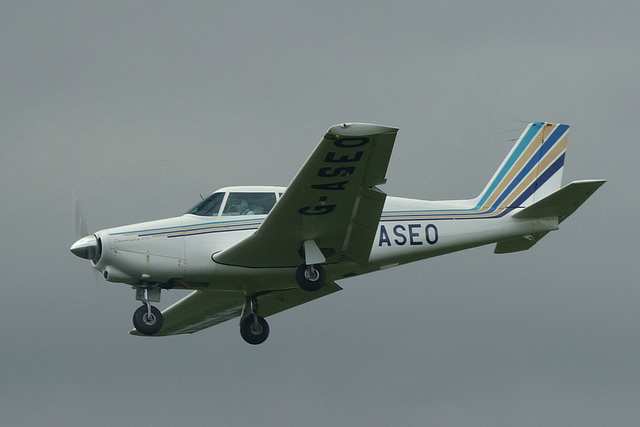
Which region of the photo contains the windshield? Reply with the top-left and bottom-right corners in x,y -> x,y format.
186,192 -> 224,216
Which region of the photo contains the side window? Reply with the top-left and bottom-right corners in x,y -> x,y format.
186,192 -> 224,216
223,193 -> 277,216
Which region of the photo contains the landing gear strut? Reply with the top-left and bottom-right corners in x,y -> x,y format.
296,263 -> 325,292
240,296 -> 269,345
132,288 -> 163,335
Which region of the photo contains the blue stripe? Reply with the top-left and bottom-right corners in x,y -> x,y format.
138,222 -> 263,237
489,124 -> 568,211
473,122 -> 544,209
110,218 -> 265,238
166,226 -> 260,238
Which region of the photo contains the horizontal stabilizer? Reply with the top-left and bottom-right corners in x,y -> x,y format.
495,179 -> 604,254
513,179 -> 605,223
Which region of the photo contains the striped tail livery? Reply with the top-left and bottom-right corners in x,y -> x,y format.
475,121 -> 569,214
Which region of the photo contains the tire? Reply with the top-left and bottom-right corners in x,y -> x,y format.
296,263 -> 325,292
133,305 -> 163,335
240,315 -> 270,345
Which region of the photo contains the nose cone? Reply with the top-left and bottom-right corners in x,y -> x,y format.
70,235 -> 98,260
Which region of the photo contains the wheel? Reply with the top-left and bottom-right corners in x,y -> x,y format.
296,263 -> 325,292
240,315 -> 270,345
132,305 -> 163,335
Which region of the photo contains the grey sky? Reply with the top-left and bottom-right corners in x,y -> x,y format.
1,1 -> 636,426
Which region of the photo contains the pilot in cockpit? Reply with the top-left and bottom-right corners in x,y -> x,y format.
239,200 -> 254,215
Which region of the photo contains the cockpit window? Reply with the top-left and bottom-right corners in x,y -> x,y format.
222,192 -> 277,216
186,192 -> 225,216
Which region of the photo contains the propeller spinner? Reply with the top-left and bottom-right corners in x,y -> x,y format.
70,234 -> 101,261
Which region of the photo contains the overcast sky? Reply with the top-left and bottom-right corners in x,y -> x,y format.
1,1 -> 637,426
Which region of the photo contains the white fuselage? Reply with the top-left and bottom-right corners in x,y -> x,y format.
90,189 -> 558,293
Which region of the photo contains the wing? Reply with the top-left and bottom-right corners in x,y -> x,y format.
213,123 -> 398,268
131,282 -> 342,336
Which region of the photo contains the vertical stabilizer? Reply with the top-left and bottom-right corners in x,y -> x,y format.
474,122 -> 569,211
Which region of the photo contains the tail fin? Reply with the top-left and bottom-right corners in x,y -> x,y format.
475,122 -> 569,211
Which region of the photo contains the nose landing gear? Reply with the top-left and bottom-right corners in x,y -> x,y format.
133,305 -> 163,335
132,288 -> 163,335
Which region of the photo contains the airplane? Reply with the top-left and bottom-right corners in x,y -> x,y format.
70,122 -> 605,344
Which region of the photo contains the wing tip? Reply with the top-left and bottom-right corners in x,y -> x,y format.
326,123 -> 398,137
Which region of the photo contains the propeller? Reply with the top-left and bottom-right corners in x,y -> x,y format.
70,192 -> 100,262
74,191 -> 88,239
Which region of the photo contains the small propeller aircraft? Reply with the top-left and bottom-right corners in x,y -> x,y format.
71,122 -> 604,344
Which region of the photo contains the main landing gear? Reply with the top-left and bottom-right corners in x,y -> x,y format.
132,288 -> 163,335
239,263 -> 326,344
295,263 -> 326,292
240,296 -> 269,345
